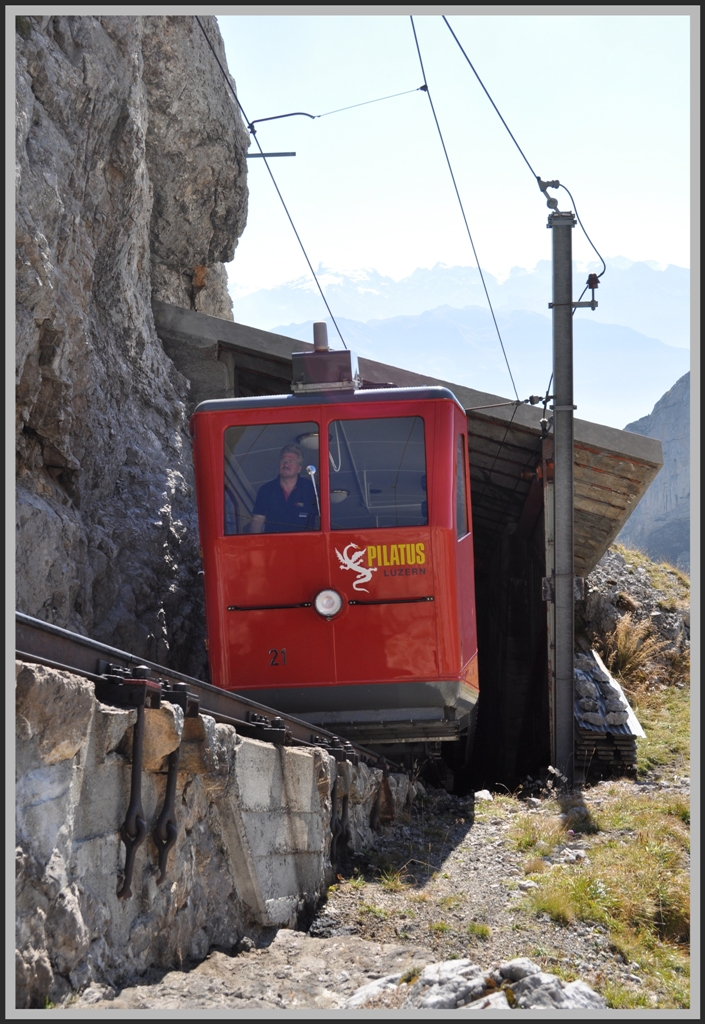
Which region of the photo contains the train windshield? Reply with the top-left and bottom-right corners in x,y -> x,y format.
224,422 -> 320,535
329,416 -> 427,530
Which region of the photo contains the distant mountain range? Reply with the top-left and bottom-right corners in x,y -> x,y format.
228,258 -> 690,560
230,257 -> 689,349
269,306 -> 689,430
618,373 -> 690,572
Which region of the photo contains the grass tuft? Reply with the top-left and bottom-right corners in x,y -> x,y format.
360,903 -> 389,920
531,889 -> 576,925
438,894 -> 464,910
466,921 -> 491,940
399,966 -> 422,985
510,810 -> 565,854
599,612 -> 670,685
524,856 -> 548,874
603,982 -> 654,1010
380,865 -> 413,892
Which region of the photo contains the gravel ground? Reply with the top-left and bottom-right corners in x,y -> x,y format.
314,786 -> 652,991
72,778 -> 689,1010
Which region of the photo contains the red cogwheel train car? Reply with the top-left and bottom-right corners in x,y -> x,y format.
190,327 -> 478,758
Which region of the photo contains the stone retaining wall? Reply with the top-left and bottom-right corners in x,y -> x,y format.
15,662 -> 411,1008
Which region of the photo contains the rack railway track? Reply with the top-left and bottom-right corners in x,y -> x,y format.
15,612 -> 391,768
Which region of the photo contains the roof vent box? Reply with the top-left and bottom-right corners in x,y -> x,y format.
291,323 -> 360,392
291,349 -> 360,392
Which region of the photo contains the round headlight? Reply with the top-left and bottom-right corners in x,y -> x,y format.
314,589 -> 343,618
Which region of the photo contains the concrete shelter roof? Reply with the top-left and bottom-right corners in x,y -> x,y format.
153,300 -> 663,577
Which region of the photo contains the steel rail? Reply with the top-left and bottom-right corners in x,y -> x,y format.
15,612 -> 392,766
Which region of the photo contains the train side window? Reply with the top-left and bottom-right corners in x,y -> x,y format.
456,434 -> 469,539
224,422 -> 320,535
329,416 -> 427,530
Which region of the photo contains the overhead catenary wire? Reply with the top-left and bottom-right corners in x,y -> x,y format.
559,184 -> 606,280
442,15 -> 538,181
442,16 -> 608,432
410,16 -> 520,403
442,15 -> 607,279
195,16 -> 348,350
202,14 -> 602,417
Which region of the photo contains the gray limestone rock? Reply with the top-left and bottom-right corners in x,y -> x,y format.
15,662 -> 95,767
579,712 -> 607,727
15,662 -> 411,1009
344,973 -> 403,1008
511,970 -> 606,1008
406,960 -> 486,1009
618,373 -> 690,571
574,671 -> 599,700
605,711 -> 630,726
342,955 -> 606,1012
467,990 -> 510,1009
15,15 -> 248,677
499,957 -> 541,981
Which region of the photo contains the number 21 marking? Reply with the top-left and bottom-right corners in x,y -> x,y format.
269,648 -> 287,666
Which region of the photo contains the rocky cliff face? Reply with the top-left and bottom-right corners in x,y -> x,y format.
15,660 -> 410,1008
15,15 -> 248,673
617,373 -> 690,571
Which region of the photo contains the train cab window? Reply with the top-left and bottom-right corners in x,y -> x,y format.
329,416 -> 427,530
456,434 -> 469,539
224,422 -> 320,535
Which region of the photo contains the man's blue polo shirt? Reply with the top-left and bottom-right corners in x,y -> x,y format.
252,476 -> 318,533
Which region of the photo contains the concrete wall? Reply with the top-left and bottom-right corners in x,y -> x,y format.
15,662 -> 411,1008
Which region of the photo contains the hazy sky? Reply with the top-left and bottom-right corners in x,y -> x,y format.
217,13 -> 691,297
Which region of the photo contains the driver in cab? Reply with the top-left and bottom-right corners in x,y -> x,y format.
250,443 -> 318,533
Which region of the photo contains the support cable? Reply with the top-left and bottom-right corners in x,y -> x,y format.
195,16 -> 348,349
318,86 -> 426,118
410,16 -> 519,402
485,426 -> 546,546
442,16 -> 607,282
473,401 -> 521,509
249,86 -> 426,130
467,396 -> 545,412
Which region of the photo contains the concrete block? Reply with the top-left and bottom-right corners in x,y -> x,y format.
233,740 -> 322,813
242,811 -> 325,859
256,851 -> 323,895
